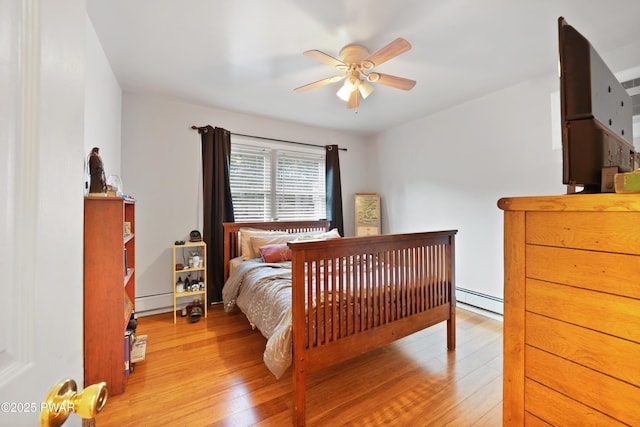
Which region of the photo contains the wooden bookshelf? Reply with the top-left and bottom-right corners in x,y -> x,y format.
84,196 -> 135,396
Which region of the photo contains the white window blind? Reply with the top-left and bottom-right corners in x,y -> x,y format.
229,139 -> 326,222
229,144 -> 272,221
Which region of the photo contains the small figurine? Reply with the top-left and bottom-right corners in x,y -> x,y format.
88,147 -> 107,193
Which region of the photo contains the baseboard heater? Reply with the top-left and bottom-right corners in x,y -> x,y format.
134,293 -> 174,317
455,287 -> 503,315
137,289 -> 503,317
135,293 -> 221,317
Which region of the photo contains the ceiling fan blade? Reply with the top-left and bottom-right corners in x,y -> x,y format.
374,73 -> 416,91
303,50 -> 346,69
364,38 -> 412,67
346,90 -> 359,109
294,75 -> 346,93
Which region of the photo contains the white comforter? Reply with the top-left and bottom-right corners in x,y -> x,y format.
222,259 -> 294,379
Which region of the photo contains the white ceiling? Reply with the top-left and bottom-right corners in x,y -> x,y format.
87,0 -> 640,136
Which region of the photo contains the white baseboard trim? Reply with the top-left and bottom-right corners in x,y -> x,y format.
134,293 -> 174,317
455,287 -> 503,316
134,293 -> 221,317
457,302 -> 503,322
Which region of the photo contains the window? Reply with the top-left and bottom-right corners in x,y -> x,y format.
229,136 -> 326,222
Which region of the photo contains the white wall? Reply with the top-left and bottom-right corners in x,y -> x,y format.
121,93 -> 369,311
609,40 -> 640,150
371,36 -> 640,311
371,73 -> 566,309
84,17 -> 122,189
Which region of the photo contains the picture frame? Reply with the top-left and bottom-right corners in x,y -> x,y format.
354,192 -> 381,236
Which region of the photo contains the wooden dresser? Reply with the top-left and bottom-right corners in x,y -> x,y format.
498,194 -> 640,426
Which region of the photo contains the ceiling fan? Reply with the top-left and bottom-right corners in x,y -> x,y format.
294,37 -> 416,109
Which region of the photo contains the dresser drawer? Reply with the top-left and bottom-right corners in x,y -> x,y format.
526,312 -> 640,386
525,278 -> 640,342
524,378 -> 626,426
525,347 -> 640,426
526,211 -> 640,254
525,244 -> 640,299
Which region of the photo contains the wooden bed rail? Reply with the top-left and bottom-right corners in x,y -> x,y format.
289,230 -> 457,426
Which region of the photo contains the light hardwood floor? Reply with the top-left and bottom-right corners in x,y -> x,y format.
94,305 -> 503,426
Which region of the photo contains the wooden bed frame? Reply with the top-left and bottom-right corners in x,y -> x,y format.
223,220 -> 457,426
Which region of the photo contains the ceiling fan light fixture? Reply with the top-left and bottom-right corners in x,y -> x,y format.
346,74 -> 360,89
336,83 -> 353,101
358,80 -> 374,99
337,74 -> 367,102
297,38 -> 414,107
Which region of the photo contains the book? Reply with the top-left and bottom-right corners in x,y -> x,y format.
124,248 -> 128,277
131,334 -> 147,363
124,330 -> 134,376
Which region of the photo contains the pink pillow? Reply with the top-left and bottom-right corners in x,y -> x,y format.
258,243 -> 292,263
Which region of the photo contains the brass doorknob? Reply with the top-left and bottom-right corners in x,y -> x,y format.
40,379 -> 108,427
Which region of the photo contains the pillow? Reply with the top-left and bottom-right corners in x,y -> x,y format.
258,243 -> 292,263
250,234 -> 297,258
293,228 -> 342,242
239,228 -> 288,260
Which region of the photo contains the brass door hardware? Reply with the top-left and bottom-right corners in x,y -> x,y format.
40,379 -> 107,427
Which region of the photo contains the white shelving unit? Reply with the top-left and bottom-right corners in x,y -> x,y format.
172,241 -> 207,324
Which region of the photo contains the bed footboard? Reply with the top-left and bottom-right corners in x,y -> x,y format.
289,230 -> 457,426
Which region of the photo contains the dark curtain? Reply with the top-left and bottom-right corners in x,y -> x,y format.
325,145 -> 344,236
200,126 -> 234,304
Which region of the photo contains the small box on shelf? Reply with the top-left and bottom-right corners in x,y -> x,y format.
615,169 -> 640,193
124,294 -> 134,327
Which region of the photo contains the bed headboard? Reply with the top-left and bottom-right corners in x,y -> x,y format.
222,220 -> 330,281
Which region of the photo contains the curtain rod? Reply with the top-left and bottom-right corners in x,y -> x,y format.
191,126 -> 347,152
